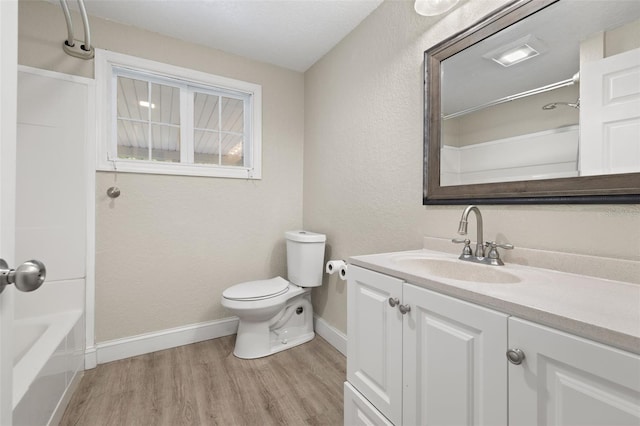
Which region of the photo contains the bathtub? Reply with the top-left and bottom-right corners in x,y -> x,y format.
12,279 -> 85,426
13,321 -> 48,367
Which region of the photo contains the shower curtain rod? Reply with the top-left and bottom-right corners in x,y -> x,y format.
443,75 -> 577,120
59,0 -> 94,59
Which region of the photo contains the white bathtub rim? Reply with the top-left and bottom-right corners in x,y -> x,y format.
13,322 -> 48,367
12,309 -> 83,409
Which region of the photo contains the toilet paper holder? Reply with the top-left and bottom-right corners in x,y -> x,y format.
326,260 -> 345,274
326,260 -> 348,281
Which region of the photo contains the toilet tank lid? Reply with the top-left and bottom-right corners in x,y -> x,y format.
223,276 -> 289,300
285,230 -> 326,243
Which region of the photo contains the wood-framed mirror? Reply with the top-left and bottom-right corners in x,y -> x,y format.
423,0 -> 640,205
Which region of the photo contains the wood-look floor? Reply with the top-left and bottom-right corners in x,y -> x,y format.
60,335 -> 346,426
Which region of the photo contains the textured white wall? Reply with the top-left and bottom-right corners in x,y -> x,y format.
19,0 -> 304,342
304,0 -> 640,334
18,0 -> 640,343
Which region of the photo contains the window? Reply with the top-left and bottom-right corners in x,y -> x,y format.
96,50 -> 262,178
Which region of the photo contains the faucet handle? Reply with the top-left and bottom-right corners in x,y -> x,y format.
485,241 -> 514,265
492,242 -> 514,250
452,238 -> 472,257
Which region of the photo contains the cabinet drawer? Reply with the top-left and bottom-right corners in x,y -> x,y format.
344,382 -> 394,426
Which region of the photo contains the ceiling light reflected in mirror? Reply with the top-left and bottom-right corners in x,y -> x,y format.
493,45 -> 540,67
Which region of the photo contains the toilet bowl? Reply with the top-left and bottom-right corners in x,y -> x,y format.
221,230 -> 326,359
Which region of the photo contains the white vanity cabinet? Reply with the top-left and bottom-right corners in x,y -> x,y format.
346,265 -> 508,425
346,264 -> 640,426
508,317 -> 640,425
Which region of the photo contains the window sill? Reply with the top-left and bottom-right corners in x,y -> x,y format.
97,159 -> 261,179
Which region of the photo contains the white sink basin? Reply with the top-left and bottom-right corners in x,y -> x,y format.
390,256 -> 521,284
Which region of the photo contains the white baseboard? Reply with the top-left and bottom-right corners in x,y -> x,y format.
87,316 -> 343,366
313,315 -> 347,356
94,317 -> 239,365
84,346 -> 97,370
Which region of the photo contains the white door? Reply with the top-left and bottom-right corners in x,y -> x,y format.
402,283 -> 508,426
347,266 -> 403,425
580,47 -> 640,176
508,317 -> 640,425
0,1 -> 18,424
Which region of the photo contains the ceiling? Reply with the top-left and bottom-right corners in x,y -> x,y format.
72,0 -> 383,72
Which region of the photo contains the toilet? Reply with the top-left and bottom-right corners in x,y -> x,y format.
221,230 -> 326,359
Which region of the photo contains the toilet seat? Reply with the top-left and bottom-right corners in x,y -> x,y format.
222,276 -> 289,301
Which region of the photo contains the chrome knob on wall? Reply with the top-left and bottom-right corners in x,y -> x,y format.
0,258 -> 46,293
107,187 -> 121,198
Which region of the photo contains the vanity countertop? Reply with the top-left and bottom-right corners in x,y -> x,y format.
349,249 -> 640,355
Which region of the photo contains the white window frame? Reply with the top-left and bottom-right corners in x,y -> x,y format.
95,49 -> 262,179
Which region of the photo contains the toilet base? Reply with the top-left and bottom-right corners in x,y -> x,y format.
233,291 -> 315,359
234,330 -> 315,359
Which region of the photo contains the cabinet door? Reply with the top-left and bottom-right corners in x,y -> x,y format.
344,382 -> 394,426
347,266 -> 403,425
402,284 -> 508,426
509,317 -> 640,426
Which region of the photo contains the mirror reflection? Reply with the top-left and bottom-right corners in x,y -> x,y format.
439,0 -> 640,187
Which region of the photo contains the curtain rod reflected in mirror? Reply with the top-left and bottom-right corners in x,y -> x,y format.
423,0 -> 640,204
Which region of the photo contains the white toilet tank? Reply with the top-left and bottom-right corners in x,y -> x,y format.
285,230 -> 326,287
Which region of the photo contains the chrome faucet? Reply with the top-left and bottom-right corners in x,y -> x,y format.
457,205 -> 484,257
452,205 -> 514,266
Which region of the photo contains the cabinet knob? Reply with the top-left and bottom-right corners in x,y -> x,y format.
399,304 -> 411,315
506,348 -> 525,365
388,297 -> 399,307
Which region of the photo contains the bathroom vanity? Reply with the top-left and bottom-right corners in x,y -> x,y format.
344,249 -> 640,426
